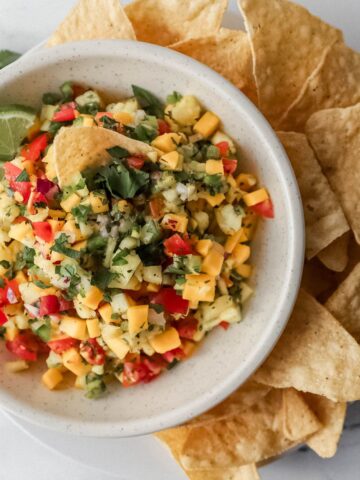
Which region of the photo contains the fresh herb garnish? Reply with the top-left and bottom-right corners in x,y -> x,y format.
91,267 -> 117,291
51,233 -> 80,259
132,85 -> 164,118
34,280 -> 50,289
95,162 -> 149,199
87,235 -> 107,253
60,81 -> 74,102
106,146 -> 129,159
136,241 -> 165,266
15,247 -> 35,270
131,123 -> 157,142
99,115 -> 118,130
0,260 -> 10,269
72,204 -> 91,224
15,170 -> 29,182
112,249 -> 130,266
42,91 -> 62,105
203,174 -> 224,195
77,102 -> 99,116
166,91 -> 182,105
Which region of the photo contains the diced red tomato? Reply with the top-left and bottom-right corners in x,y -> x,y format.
11,181 -> 32,203
157,119 -> 171,134
163,234 -> 192,256
32,222 -> 53,242
127,155 -> 145,170
152,287 -> 189,315
142,356 -> 166,376
250,198 -> 274,219
5,279 -> 20,305
48,337 -> 79,354
3,162 -> 22,182
162,347 -> 185,363
149,197 -> 163,220
39,295 -> 60,317
0,289 -> 7,307
0,309 -> 8,326
176,316 -> 198,340
21,133 -> 48,162
122,356 -> 164,387
222,158 -> 238,175
52,102 -> 77,123
80,339 -> 106,365
58,297 -> 74,312
32,191 -> 49,205
6,331 -> 48,362
219,321 -> 230,330
215,141 -> 229,157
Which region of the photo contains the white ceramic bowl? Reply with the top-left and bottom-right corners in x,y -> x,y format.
0,41 -> 304,437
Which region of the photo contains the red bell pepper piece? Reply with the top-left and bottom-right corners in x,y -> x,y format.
32,222 -> 53,242
21,133 -> 48,162
52,102 -> 77,123
5,279 -> 20,305
0,288 -> 7,307
11,181 -> 32,203
222,158 -> 238,175
157,119 -> 171,134
127,155 -> 145,170
162,347 -> 185,363
250,198 -> 274,219
6,331 -> 47,362
152,287 -> 189,315
219,321 -> 230,330
3,162 -> 22,182
163,234 -> 192,256
39,295 -> 60,316
0,309 -> 8,326
80,339 -> 106,365
215,141 -> 229,157
48,337 -> 79,354
176,316 -> 198,340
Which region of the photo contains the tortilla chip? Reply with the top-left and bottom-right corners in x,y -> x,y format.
238,0 -> 342,126
125,0 -> 227,46
254,289 -> 360,402
326,262 -> 360,343
304,393 -> 346,458
54,126 -> 155,187
279,42 -> 360,132
301,258 -> 337,302
47,0 -> 135,47
170,29 -> 257,105
277,132 -> 349,259
180,388 -> 321,470
317,232 -> 350,272
156,428 -> 259,480
306,103 -> 360,244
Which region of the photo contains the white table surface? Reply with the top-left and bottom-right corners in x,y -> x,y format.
0,1 -> 359,479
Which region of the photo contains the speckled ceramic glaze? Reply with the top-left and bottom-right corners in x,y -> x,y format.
0,41 -> 304,437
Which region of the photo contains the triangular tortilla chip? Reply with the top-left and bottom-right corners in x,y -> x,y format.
326,262 -> 360,343
279,42 -> 360,132
238,0 -> 342,126
306,103 -> 360,244
304,393 -> 346,458
54,126 -> 156,187
180,388 -> 321,470
301,258 -> 337,301
277,131 -> 349,259
47,0 -> 135,47
254,289 -> 360,402
125,0 -> 227,46
170,29 -> 257,105
317,232 -> 350,272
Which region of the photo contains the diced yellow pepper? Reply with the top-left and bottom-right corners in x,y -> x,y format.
149,327 -> 181,354
231,244 -> 251,265
195,239 -> 213,257
183,274 -> 216,302
113,111 -> 134,125
98,303 -> 113,324
104,336 -> 129,360
159,151 -> 182,170
42,368 -> 63,390
48,209 -> 67,219
151,133 -> 182,152
27,117 -> 41,140
77,286 -> 103,310
205,160 -> 224,175
236,264 -> 252,278
127,305 -> 149,336
224,228 -> 248,254
60,317 -> 88,340
63,348 -> 91,376
193,112 -> 220,138
235,173 -> 257,191
161,214 -> 188,233
198,192 -> 225,207
243,188 -> 269,207
5,360 -> 29,373
86,318 -> 101,338
89,191 -> 109,213
201,247 -> 224,276
60,193 -> 81,212
8,222 -> 34,244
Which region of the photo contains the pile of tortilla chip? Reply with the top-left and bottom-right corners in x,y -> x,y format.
47,0 -> 360,477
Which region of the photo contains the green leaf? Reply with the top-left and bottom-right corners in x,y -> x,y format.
77,102 -> 99,116
91,267 -> 117,291
87,235 -> 107,253
136,241 -> 165,266
71,204 -> 91,224
51,233 -> 80,259
42,92 -> 61,105
60,81 -> 74,102
203,174 -> 224,195
132,85 -> 164,118
0,50 -> 21,70
107,146 -> 129,159
15,170 -> 29,182
112,248 -> 130,266
0,260 -> 10,269
100,115 -> 118,130
132,123 -> 157,142
15,247 -> 35,270
34,280 -> 50,289
96,162 -> 149,199
166,91 -> 182,105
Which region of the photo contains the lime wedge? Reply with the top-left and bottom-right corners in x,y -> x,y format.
0,105 -> 36,161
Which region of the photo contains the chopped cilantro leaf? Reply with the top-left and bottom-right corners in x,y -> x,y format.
166,91 -> 182,105
112,249 -> 130,266
15,170 -> 29,182
132,85 -> 164,118
136,241 -> 165,266
0,260 -> 10,269
51,233 -> 80,259
203,174 -> 224,195
100,115 -> 118,130
107,146 -> 129,159
95,162 -> 149,199
87,235 -> 107,253
72,204 -> 91,224
91,267 -> 117,291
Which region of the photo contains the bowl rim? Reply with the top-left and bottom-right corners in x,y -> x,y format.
0,39 -> 305,437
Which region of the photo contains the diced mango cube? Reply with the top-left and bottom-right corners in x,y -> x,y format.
195,239 -> 213,257
48,209 -> 67,219
86,318 -> 101,338
149,327 -> 181,354
113,111 -> 133,125
199,192 -> 225,207
63,348 -> 91,376
159,151 -> 182,171
201,247 -> 224,276
146,282 -> 161,292
236,263 -> 252,278
193,112 -> 220,138
104,336 -> 129,360
151,133 -> 182,152
89,191 -> 109,213
243,188 -> 269,207
98,303 -> 113,324
205,160 -> 224,175
77,286 -> 103,310
60,317 -> 88,340
127,305 -> 149,336
161,214 -> 188,233
231,244 -> 251,265
182,340 -> 197,357
72,240 -> 87,251
5,360 -> 29,373
9,222 -> 34,244
183,274 -> 216,302
60,193 -> 81,212
14,270 -> 27,285
224,228 -> 248,254
42,368 -> 63,390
